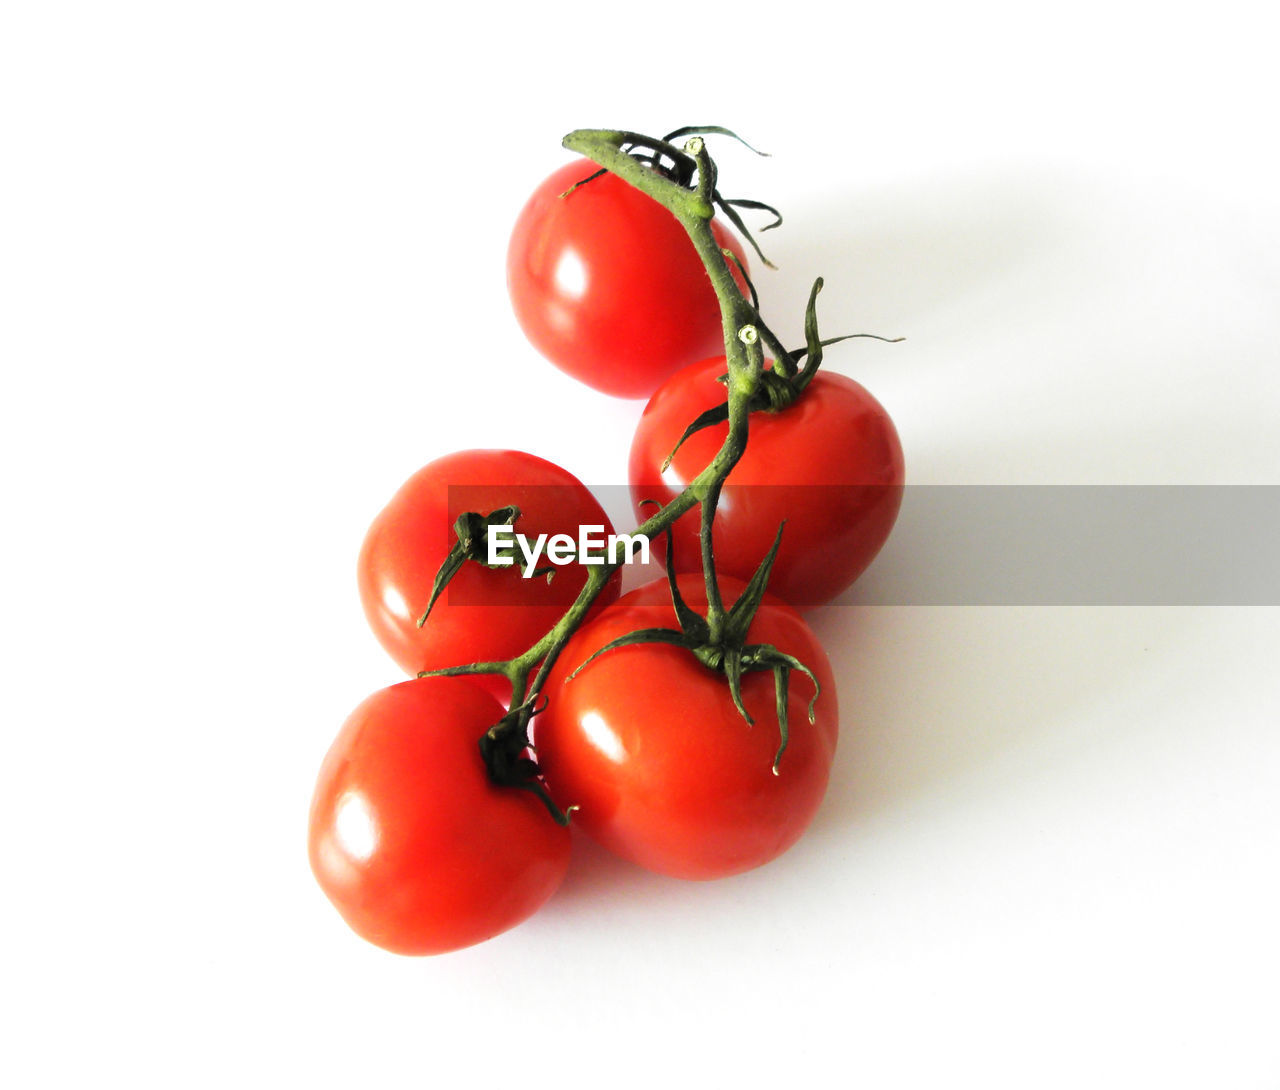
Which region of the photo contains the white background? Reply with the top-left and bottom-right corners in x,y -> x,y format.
4,2 -> 1278,1086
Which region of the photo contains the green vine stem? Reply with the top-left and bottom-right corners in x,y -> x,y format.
422,128 -> 825,821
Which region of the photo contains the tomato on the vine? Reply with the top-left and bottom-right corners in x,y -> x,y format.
308,678 -> 571,956
629,356 -> 904,606
534,575 -> 838,880
358,449 -> 621,701
507,158 -> 750,399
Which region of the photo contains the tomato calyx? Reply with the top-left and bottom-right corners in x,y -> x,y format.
418,505 -> 553,626
660,278 -> 905,470
412,662 -> 579,824
559,126 -> 784,272
568,524 -> 820,774
657,126 -> 783,272
414,501 -> 604,823
478,694 -> 576,825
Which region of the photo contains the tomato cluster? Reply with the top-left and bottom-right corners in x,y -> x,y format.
308,132 -> 903,955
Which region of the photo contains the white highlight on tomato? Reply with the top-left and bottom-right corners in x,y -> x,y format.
579,710 -> 626,766
553,250 -> 587,298
380,583 -> 408,621
334,791 -> 378,862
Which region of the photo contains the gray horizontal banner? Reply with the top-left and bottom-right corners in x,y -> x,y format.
847,485 -> 1280,605
444,485 -> 1280,606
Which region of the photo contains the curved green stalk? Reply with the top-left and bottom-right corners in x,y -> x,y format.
422,128 -> 828,822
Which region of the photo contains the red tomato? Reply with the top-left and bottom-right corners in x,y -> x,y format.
535,575 -> 838,880
629,357 -> 905,606
358,450 -> 621,700
507,158 -> 750,399
308,678 -> 571,955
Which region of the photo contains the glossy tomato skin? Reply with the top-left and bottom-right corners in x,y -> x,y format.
629,357 -> 905,607
536,575 -> 838,880
308,678 -> 571,955
507,159 -> 750,399
358,450 -> 621,701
